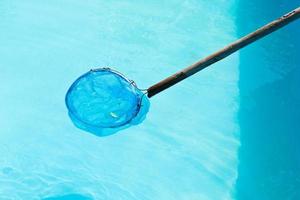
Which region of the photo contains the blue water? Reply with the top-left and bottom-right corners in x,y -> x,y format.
0,1 -> 298,199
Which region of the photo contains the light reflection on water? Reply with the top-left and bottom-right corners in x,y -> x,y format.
0,1 -> 239,199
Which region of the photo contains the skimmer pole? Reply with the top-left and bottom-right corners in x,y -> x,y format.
147,7 -> 300,98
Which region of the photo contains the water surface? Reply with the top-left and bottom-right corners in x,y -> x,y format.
0,1 -> 239,199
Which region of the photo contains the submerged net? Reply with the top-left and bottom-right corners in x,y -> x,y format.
65,68 -> 149,136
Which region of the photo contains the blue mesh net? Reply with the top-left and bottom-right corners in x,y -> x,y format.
65,68 -> 149,136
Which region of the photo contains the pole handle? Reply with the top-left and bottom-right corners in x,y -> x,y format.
147,7 -> 300,98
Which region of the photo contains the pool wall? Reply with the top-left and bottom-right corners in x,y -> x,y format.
236,1 -> 300,199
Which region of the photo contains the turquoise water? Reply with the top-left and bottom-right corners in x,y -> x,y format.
0,1 -> 298,199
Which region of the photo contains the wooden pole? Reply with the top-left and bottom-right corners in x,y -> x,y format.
147,7 -> 300,98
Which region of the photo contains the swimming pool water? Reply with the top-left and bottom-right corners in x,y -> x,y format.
0,0 -> 298,199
